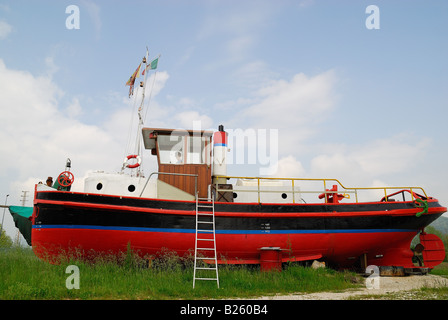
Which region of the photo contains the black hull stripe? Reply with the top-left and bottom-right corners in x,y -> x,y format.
34,203 -> 444,232
35,191 -> 444,213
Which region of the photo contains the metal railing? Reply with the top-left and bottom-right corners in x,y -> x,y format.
213,176 -> 428,204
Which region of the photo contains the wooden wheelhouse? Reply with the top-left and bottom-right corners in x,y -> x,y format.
142,128 -> 213,198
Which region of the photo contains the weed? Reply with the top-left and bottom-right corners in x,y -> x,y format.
1,247 -> 362,300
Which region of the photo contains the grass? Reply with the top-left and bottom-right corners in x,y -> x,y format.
428,262 -> 448,277
0,247 -> 362,300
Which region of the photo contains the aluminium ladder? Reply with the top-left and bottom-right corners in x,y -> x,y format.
193,194 -> 219,288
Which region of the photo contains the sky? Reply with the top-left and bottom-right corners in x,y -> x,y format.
0,0 -> 447,243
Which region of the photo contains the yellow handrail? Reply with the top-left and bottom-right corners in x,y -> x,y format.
214,175 -> 428,204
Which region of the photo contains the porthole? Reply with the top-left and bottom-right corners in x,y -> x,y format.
96,183 -> 103,190
233,192 -> 238,199
128,185 -> 136,192
281,193 -> 287,199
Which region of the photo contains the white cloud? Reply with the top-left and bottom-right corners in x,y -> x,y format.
246,70 -> 336,125
308,134 -> 431,189
249,70 -> 337,126
223,67 -> 435,199
0,60 -> 209,204
261,135 -> 431,203
0,63 -> 176,231
226,36 -> 255,61
0,59 -> 140,204
0,20 -> 12,39
45,56 -> 59,78
231,60 -> 278,89
268,155 -> 306,178
350,135 -> 430,176
143,71 -> 169,102
174,111 -> 213,130
0,60 -> 62,150
233,69 -> 338,156
65,97 -> 83,118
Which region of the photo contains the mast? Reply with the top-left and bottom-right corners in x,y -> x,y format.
122,48 -> 150,177
138,48 -> 149,132
134,48 -> 149,177
122,48 -> 160,177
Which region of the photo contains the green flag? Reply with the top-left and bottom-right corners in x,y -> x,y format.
142,57 -> 159,75
150,57 -> 159,70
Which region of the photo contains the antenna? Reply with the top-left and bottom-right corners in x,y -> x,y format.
132,49 -> 150,178
66,158 -> 71,171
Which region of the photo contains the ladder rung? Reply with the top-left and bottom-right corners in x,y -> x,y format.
196,238 -> 214,241
197,229 -> 214,232
197,248 -> 215,250
195,258 -> 216,261
197,221 -> 214,224
197,212 -> 213,216
194,277 -> 218,281
196,267 -> 217,270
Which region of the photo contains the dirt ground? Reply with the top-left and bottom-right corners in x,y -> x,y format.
257,274 -> 448,300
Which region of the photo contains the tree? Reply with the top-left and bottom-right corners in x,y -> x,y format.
0,225 -> 13,248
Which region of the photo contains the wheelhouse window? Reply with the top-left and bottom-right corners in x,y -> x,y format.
158,135 -> 184,164
157,134 -> 211,165
187,136 -> 210,165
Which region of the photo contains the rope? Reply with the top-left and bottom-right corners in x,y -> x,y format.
143,70 -> 158,124
415,198 -> 428,217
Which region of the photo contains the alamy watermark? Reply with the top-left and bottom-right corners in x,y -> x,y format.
226,128 -> 278,175
365,5 -> 380,30
65,265 -> 80,289
184,121 -> 279,176
66,5 -> 80,30
365,265 -> 380,289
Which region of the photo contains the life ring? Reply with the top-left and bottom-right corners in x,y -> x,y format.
124,154 -> 141,169
57,171 -> 74,187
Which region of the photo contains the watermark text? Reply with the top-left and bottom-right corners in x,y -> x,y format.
66,5 -> 80,30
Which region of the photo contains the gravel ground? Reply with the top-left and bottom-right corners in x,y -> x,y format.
256,274 -> 448,300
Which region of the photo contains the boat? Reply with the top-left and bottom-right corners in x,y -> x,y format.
25,51 -> 447,274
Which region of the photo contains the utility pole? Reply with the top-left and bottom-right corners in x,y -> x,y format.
0,194 -> 9,239
21,191 -> 29,207
13,191 -> 30,246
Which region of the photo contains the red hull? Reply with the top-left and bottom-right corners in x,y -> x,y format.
33,227 -> 420,268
